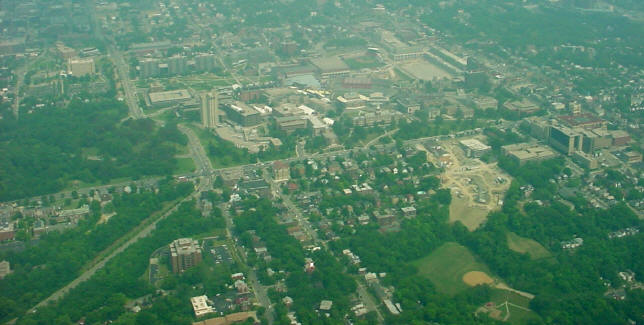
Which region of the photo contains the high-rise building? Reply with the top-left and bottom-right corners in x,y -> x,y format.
169,238 -> 202,273
140,58 -> 160,78
195,54 -> 216,72
168,55 -> 187,75
201,91 -> 218,128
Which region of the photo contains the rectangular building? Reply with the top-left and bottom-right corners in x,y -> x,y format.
170,238 -> 202,273
310,57 -> 350,78
548,125 -> 582,156
190,295 -> 214,317
459,139 -> 491,158
140,58 -> 160,78
149,89 -> 193,108
502,143 -> 557,165
201,91 -> 218,128
275,116 -> 308,134
503,99 -> 540,115
69,58 -> 95,77
0,260 -> 10,279
224,103 -> 262,127
273,161 -> 290,181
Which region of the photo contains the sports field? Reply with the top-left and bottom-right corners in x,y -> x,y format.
476,288 -> 541,324
507,232 -> 551,259
413,242 -> 496,295
343,55 -> 383,70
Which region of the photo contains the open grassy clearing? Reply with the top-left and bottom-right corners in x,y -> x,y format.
175,157 -> 196,174
412,242 -> 495,295
343,56 -> 383,70
449,195 -> 490,231
507,232 -> 551,260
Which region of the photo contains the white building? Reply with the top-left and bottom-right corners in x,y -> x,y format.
190,295 -> 214,317
459,139 -> 491,158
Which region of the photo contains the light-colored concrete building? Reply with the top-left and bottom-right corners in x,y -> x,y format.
69,57 -> 95,77
459,139 -> 491,158
502,143 -> 557,165
0,260 -> 10,279
201,91 -> 218,128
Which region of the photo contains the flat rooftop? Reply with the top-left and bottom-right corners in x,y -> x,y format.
459,139 -> 491,151
503,143 -> 557,161
558,113 -> 604,127
149,89 -> 192,103
504,99 -> 539,111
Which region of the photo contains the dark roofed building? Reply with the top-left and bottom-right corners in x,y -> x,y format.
557,113 -> 606,129
239,179 -> 271,198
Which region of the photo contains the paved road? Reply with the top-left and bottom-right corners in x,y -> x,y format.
357,281 -> 385,322
363,128 -> 399,149
178,125 -> 214,175
90,4 -> 143,120
248,269 -> 274,325
268,170 -> 385,323
12,66 -> 25,118
31,191 -> 197,312
20,118 -> 494,317
28,114 -> 214,314
2,125 -> 490,207
110,47 -> 144,119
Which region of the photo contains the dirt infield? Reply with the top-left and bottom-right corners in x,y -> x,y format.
463,271 -> 494,286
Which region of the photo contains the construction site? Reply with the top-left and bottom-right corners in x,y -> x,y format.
420,138 -> 512,231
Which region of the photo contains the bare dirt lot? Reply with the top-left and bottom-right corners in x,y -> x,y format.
420,140 -> 512,230
463,271 -> 494,286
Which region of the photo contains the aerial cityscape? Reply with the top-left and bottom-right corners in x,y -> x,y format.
0,0 -> 643,324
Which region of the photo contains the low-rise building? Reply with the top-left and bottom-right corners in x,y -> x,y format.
311,57 -> 350,78
503,99 -> 540,115
610,130 -> 631,146
573,151 -> 599,170
319,300 -> 333,311
459,139 -> 491,158
0,222 -> 15,241
558,113 -> 606,130
273,161 -> 290,181
57,204 -> 90,223
224,103 -> 262,127
276,116 -> 308,134
501,143 -> 558,165
148,89 -> 194,108
238,179 -> 271,198
190,295 -> 214,317
401,206 -> 416,218
68,57 -> 95,77
0,260 -> 11,279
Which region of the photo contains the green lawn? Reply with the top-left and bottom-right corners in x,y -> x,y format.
507,232 -> 551,260
412,242 -> 493,295
175,158 -> 196,174
487,288 -> 541,324
343,56 -> 383,70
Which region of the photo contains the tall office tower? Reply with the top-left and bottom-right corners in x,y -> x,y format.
195,54 -> 216,72
140,58 -> 160,78
168,55 -> 187,75
201,91 -> 218,128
